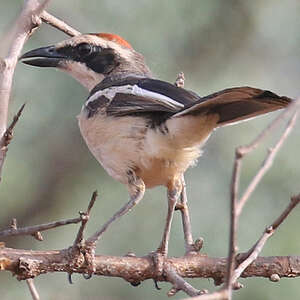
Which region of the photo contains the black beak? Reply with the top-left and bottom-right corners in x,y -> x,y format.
19,45 -> 66,67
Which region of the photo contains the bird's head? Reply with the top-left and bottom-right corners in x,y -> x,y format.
20,33 -> 151,91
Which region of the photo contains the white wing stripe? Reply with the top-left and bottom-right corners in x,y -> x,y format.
86,84 -> 184,110
131,85 -> 184,109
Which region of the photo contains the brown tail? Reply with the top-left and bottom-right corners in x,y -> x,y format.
174,87 -> 292,127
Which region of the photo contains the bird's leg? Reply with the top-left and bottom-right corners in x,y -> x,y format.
87,170 -> 145,245
156,178 -> 182,257
176,175 -> 199,255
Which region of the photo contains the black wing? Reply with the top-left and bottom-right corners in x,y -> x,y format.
85,77 -> 200,121
87,77 -> 292,128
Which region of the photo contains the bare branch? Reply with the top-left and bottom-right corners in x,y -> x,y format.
0,0 -> 52,179
237,97 -> 300,155
0,216 -> 82,239
233,193 -> 300,282
272,193 -> 300,230
184,290 -> 228,300
0,1 -> 81,180
0,0 -> 51,137
1,246 -> 300,283
41,11 -> 80,37
26,279 -> 40,300
223,99 -> 299,298
73,191 -> 98,246
165,265 -> 201,297
225,146 -> 242,292
237,110 -> 299,214
0,104 -> 26,181
226,109 -> 299,289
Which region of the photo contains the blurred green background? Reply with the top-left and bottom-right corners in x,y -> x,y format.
1,1 -> 300,299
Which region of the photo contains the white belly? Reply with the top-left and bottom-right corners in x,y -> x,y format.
77,110 -> 218,188
78,111 -> 148,184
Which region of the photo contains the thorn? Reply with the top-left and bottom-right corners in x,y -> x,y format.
68,273 -> 73,284
130,281 -> 141,287
153,279 -> 161,290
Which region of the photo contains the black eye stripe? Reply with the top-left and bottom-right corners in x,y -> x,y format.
56,45 -> 118,74
56,44 -> 102,60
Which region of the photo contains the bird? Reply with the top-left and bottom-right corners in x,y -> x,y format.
20,32 -> 292,256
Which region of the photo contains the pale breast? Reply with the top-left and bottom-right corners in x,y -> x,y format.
77,111 -> 148,184
77,111 -> 217,189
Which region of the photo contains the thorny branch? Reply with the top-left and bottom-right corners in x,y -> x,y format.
0,104 -> 25,181
0,0 -> 50,138
0,191 -> 97,240
73,191 -> 98,247
222,98 -> 300,299
0,0 -> 81,180
0,0 -> 48,180
0,216 -> 82,239
1,246 -> 300,282
237,100 -> 300,215
233,193 -> 300,283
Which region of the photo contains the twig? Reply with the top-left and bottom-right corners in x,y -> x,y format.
224,145 -> 241,295
226,109 -> 299,290
237,110 -> 299,215
73,191 -> 98,246
0,104 -> 26,181
272,194 -> 300,229
0,0 -> 51,178
0,0 -> 51,136
26,278 -> 40,300
0,1 -> 81,180
236,97 -> 300,156
223,99 -> 299,298
165,265 -> 201,297
41,11 -> 80,37
184,290 -> 228,300
0,216 -> 82,239
222,98 -> 299,299
233,193 -> 300,282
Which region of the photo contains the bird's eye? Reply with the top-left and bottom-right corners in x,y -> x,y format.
77,43 -> 93,56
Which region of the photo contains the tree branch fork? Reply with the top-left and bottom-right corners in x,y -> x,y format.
0,192 -> 299,290
1,246 -> 300,285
